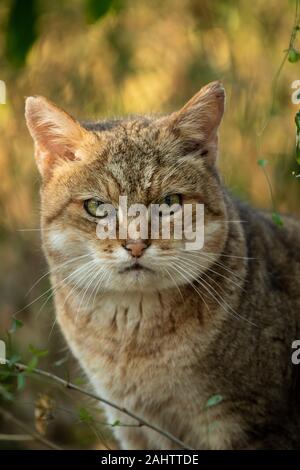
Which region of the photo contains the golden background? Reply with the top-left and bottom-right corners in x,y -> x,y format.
0,0 -> 299,449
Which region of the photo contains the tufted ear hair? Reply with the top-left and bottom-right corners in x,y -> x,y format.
168,81 -> 225,162
25,96 -> 89,177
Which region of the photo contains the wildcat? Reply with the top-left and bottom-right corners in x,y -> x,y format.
25,81 -> 300,449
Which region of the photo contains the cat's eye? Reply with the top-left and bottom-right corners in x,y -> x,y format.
156,194 -> 182,216
158,194 -> 182,206
84,198 -> 108,218
157,194 -> 182,206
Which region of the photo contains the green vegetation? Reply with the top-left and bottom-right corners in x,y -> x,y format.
0,0 -> 300,449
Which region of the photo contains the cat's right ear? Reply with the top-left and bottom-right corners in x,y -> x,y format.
25,96 -> 89,178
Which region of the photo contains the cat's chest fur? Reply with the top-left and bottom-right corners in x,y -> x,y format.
57,288 -> 208,397
55,286 -> 234,448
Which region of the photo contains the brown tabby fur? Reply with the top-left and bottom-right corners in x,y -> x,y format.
25,82 -> 300,449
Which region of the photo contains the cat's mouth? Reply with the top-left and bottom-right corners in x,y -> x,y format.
119,263 -> 153,274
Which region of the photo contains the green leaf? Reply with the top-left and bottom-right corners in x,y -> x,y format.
78,406 -> 94,424
295,110 -> 300,132
73,377 -> 87,386
0,368 -> 11,381
9,317 -> 23,334
0,383 -> 14,401
257,159 -> 268,168
205,394 -> 224,409
295,110 -> 300,165
17,373 -> 25,391
111,419 -> 121,427
272,212 -> 284,227
288,48 -> 300,63
26,355 -> 38,372
28,344 -> 48,358
296,142 -> 300,166
8,354 -> 21,366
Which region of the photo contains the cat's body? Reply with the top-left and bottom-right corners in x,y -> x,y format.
25,82 -> 300,449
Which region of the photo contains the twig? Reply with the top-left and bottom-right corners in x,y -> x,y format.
0,434 -> 33,441
256,0 -> 300,221
0,406 -> 62,450
257,0 -> 300,136
12,362 -> 193,450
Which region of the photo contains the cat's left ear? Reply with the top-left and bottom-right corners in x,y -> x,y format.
167,81 -> 225,163
25,96 -> 90,178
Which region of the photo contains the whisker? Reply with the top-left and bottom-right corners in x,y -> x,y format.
26,253 -> 92,296
59,263 -> 98,315
17,228 -> 43,232
91,268 -> 113,310
192,252 -> 245,282
48,317 -> 58,342
173,255 -> 245,292
16,259 -> 96,317
75,264 -> 104,320
199,250 -> 256,261
87,265 -> 111,310
17,228 -> 54,232
88,269 -> 106,309
181,248 -> 256,261
162,267 -> 184,301
35,260 -> 97,319
197,274 -> 257,327
168,263 -> 210,312
218,220 -> 248,224
179,251 -> 244,284
172,259 -> 257,327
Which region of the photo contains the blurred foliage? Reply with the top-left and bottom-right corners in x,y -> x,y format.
0,0 -> 300,450
85,0 -> 123,24
5,0 -> 38,68
85,0 -> 114,23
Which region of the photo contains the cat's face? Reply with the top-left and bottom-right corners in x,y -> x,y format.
25,81 -> 229,294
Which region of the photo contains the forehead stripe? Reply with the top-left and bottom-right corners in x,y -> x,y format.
45,197 -> 72,225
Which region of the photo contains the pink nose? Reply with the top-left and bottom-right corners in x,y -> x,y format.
124,239 -> 149,258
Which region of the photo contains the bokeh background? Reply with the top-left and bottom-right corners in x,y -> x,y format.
0,0 -> 300,450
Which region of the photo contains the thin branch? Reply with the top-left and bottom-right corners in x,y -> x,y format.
12,362 -> 193,450
0,434 -> 33,441
257,0 -> 300,136
0,406 -> 62,450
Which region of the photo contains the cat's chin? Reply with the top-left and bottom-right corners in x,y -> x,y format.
118,264 -> 154,274
106,269 -> 180,293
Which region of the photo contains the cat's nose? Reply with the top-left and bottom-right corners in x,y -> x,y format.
123,239 -> 149,258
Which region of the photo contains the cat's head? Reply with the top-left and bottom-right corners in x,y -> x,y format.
25,81 -> 229,294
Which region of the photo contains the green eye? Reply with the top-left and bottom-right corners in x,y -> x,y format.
156,194 -> 182,216
157,194 -> 182,206
84,199 -> 107,218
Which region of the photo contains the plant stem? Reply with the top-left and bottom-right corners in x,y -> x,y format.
12,362 -> 193,450
0,406 -> 62,450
